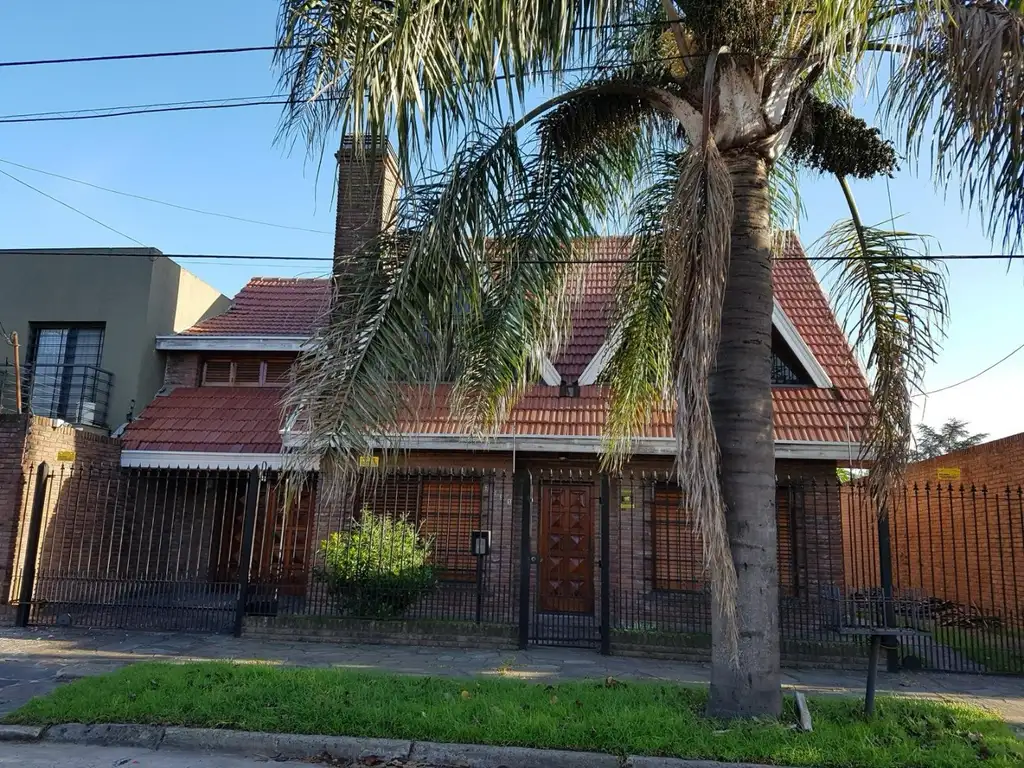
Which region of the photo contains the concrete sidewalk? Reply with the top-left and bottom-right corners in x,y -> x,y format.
1,627 -> 1021,732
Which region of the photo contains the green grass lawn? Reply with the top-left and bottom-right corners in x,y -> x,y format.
6,662 -> 1022,768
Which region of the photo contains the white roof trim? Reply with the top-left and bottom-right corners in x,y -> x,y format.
155,335 -> 308,352
121,450 -> 319,470
539,357 -> 562,386
577,328 -> 619,386
577,299 -> 832,388
279,429 -> 860,460
771,300 -> 833,388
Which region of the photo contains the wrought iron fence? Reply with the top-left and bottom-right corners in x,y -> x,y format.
6,462 -> 1022,675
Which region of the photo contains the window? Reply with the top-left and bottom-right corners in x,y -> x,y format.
28,324 -> 109,426
355,474 -> 482,582
771,329 -> 813,386
652,484 -> 798,595
652,487 -> 706,592
201,358 -> 293,387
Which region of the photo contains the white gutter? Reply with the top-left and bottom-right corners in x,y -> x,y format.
121,450 -> 319,470
155,335 -> 308,352
279,430 -> 862,461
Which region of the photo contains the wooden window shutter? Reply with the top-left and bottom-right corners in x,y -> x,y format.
203,360 -> 233,386
777,486 -> 796,597
234,359 -> 263,386
420,478 -> 481,582
652,486 -> 706,592
264,359 -> 292,386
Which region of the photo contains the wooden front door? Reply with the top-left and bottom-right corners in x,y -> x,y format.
539,483 -> 594,614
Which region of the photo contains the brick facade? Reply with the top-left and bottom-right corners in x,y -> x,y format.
842,435 -> 1024,620
0,414 -> 120,621
334,141 -> 401,269
163,352 -> 201,388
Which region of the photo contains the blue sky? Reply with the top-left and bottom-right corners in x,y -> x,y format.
2,1 -> 1022,443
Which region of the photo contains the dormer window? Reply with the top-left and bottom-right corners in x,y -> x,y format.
202,357 -> 293,387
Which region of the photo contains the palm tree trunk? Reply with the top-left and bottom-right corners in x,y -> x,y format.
706,151 -> 781,718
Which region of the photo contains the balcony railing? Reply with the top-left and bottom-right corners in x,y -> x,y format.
22,363 -> 113,428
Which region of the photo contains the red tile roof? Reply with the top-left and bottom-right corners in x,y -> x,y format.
183,277 -> 329,336
127,235 -> 872,453
122,388 -> 284,452
553,239 -> 622,380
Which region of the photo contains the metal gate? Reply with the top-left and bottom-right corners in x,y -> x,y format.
519,470 -> 609,650
10,463 -> 316,634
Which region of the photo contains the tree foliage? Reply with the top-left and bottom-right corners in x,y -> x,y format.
914,418 -> 990,460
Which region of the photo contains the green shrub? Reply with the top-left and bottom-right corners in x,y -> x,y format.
316,511 -> 436,618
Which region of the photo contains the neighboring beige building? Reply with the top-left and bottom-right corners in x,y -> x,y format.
0,248 -> 229,433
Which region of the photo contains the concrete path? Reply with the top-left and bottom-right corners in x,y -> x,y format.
1,627 -> 1021,733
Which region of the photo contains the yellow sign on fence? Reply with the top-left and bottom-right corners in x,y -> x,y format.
56,450 -> 76,462
937,467 -> 961,481
358,455 -> 380,468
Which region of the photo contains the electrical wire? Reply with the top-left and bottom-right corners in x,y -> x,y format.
915,341 -> 1024,397
0,159 -> 333,235
10,250 -> 1019,265
0,168 -> 147,247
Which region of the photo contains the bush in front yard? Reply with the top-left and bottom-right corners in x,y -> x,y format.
316,511 -> 437,618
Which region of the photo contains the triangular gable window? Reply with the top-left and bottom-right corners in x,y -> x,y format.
771,329 -> 813,386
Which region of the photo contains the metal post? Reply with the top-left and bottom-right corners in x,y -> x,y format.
877,510 -> 899,671
15,463 -> 49,627
474,554 -> 484,625
232,466 -> 261,638
599,474 -> 611,656
864,634 -> 882,718
517,471 -> 532,650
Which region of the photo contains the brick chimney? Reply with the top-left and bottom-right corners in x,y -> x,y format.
334,136 -> 401,278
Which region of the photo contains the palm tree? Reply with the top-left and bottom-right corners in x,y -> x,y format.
914,418 -> 990,459
275,1 -> 1022,717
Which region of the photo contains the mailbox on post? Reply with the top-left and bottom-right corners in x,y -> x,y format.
471,530 -> 491,557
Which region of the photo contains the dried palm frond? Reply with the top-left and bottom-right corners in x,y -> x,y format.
815,207 -> 948,515
884,1 -> 1024,250
664,140 -> 738,662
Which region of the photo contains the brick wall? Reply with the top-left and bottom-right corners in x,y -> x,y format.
842,435 -> 1024,619
163,352 -> 201,388
0,414 -> 121,616
334,140 -> 401,271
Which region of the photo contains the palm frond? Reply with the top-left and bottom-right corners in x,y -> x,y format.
767,153 -> 804,247
284,125 -> 530,478
816,215 -> 948,513
449,85 -> 666,429
602,152 -> 678,461
883,1 -> 1024,249
275,0 -> 628,164
665,140 -> 738,662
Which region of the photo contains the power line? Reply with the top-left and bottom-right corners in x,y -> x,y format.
0,159 -> 333,235
0,45 -> 282,69
0,168 -> 146,247
916,341 -> 1024,397
0,52 -> 803,125
10,250 -> 1020,265
0,20 -> 676,69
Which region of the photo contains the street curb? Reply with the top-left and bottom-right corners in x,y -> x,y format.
0,724 -> 45,742
32,722 -> 797,768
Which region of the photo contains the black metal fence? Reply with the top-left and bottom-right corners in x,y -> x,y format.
7,462 -> 1023,675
